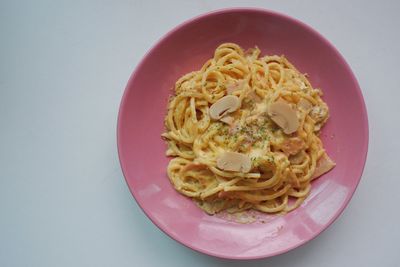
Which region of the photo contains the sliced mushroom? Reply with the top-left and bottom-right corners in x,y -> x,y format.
209,95 -> 240,120
216,151 -> 251,173
311,153 -> 336,179
220,115 -> 234,125
268,101 -> 299,134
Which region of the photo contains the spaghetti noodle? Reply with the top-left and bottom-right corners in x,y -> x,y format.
162,43 -> 335,214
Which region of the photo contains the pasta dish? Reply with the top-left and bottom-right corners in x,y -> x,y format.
162,43 -> 335,214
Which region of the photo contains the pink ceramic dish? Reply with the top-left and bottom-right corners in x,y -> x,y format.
117,8 -> 368,259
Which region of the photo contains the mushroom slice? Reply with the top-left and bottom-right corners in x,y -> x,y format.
311,153 -> 336,179
209,95 -> 240,120
220,115 -> 235,125
268,101 -> 299,134
216,151 -> 251,173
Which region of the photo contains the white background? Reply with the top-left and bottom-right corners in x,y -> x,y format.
1,1 -> 399,266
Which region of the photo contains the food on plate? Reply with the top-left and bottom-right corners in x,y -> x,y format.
162,43 -> 335,214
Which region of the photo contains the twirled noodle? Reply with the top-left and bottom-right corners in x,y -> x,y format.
162,43 -> 335,215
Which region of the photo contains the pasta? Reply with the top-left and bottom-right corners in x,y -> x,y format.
162,43 -> 335,215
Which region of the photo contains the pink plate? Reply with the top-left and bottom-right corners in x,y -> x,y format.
117,8 -> 368,259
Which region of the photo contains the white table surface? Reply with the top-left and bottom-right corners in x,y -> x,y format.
1,1 -> 399,266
